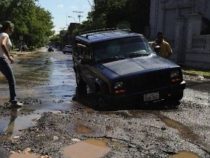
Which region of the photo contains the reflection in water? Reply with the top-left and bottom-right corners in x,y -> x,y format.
63,139 -> 111,158
4,109 -> 17,138
15,52 -> 52,86
0,108 -> 40,141
0,109 -> 18,140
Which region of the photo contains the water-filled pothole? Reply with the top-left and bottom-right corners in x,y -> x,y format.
63,139 -> 111,158
171,151 -> 200,158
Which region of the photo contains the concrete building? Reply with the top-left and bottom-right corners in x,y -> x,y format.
150,0 -> 210,69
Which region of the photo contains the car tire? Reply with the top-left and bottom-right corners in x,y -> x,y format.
75,72 -> 87,98
170,91 -> 183,103
93,91 -> 112,110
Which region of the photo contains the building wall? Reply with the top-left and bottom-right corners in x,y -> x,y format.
150,0 -> 210,69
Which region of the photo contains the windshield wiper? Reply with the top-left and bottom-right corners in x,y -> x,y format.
98,56 -> 126,63
127,51 -> 149,58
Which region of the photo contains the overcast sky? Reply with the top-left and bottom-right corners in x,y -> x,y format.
37,0 -> 93,33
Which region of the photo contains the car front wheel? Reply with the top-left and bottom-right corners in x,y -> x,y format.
170,91 -> 184,103
75,72 -> 87,98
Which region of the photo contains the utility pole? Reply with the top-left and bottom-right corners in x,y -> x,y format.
73,10 -> 83,23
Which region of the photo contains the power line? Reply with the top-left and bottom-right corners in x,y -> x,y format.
73,10 -> 84,23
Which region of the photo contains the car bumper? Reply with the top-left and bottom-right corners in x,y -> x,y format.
106,81 -> 186,104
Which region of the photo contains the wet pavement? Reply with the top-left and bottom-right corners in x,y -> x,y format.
0,48 -> 210,158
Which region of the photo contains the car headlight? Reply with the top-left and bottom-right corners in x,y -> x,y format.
114,81 -> 126,94
170,70 -> 180,78
170,70 -> 181,83
114,81 -> 124,89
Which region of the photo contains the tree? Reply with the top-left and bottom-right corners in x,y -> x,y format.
0,0 -> 54,49
125,0 -> 150,34
79,0 -> 150,35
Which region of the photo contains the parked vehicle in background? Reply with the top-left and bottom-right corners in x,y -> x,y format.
73,29 -> 186,108
62,45 -> 72,54
48,46 -> 54,52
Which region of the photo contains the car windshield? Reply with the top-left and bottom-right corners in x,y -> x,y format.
93,37 -> 152,63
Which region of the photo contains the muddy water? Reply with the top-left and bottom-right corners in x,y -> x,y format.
63,139 -> 111,158
9,148 -> 51,158
0,111 -> 40,140
75,123 -> 93,134
10,152 -> 40,158
171,151 -> 200,158
0,49 -> 76,138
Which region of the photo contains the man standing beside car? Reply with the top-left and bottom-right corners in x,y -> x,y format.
152,32 -> 172,58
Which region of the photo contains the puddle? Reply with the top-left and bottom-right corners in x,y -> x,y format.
10,152 -> 40,158
0,50 -> 76,139
75,124 -> 93,134
63,139 -> 111,158
171,151 -> 200,158
9,148 -> 51,158
0,109 -> 40,140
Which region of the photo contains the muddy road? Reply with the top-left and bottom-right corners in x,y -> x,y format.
0,49 -> 210,158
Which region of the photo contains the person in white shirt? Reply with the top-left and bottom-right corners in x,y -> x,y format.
0,21 -> 22,108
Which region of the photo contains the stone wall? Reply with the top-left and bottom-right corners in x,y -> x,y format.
150,0 -> 210,69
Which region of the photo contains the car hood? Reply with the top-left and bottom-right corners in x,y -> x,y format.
97,54 -> 179,79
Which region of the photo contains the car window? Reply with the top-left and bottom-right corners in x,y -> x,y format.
93,37 -> 152,63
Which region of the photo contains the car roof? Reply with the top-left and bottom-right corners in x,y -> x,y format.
76,29 -> 143,44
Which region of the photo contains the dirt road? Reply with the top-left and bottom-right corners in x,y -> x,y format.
0,49 -> 210,158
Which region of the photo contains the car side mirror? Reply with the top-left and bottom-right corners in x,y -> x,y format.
154,45 -> 160,53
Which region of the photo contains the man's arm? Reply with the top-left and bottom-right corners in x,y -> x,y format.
166,42 -> 173,57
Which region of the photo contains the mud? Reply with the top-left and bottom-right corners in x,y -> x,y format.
171,151 -> 200,158
0,48 -> 210,158
63,139 -> 111,158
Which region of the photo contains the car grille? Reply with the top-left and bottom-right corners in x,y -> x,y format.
124,70 -> 170,93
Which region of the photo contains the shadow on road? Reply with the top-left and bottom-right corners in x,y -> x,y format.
73,94 -> 181,112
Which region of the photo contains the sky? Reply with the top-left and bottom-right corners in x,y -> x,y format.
37,0 -> 93,33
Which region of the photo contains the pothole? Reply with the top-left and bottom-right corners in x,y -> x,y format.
171,151 -> 200,158
63,139 -> 111,158
75,124 -> 93,134
9,148 -> 51,158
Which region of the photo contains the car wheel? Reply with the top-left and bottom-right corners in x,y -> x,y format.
93,91 -> 111,110
75,72 -> 87,98
169,91 -> 183,103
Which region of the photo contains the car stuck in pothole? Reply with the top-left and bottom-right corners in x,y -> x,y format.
72,29 -> 186,108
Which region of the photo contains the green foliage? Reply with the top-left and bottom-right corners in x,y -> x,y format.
79,0 -> 150,35
0,0 -> 54,49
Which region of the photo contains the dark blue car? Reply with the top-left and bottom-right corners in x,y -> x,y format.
73,29 -> 186,108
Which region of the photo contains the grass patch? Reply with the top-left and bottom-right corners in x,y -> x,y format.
183,68 -> 210,78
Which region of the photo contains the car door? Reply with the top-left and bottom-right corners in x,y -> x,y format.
76,43 -> 96,90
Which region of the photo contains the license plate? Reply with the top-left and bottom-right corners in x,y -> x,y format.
144,92 -> 159,102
